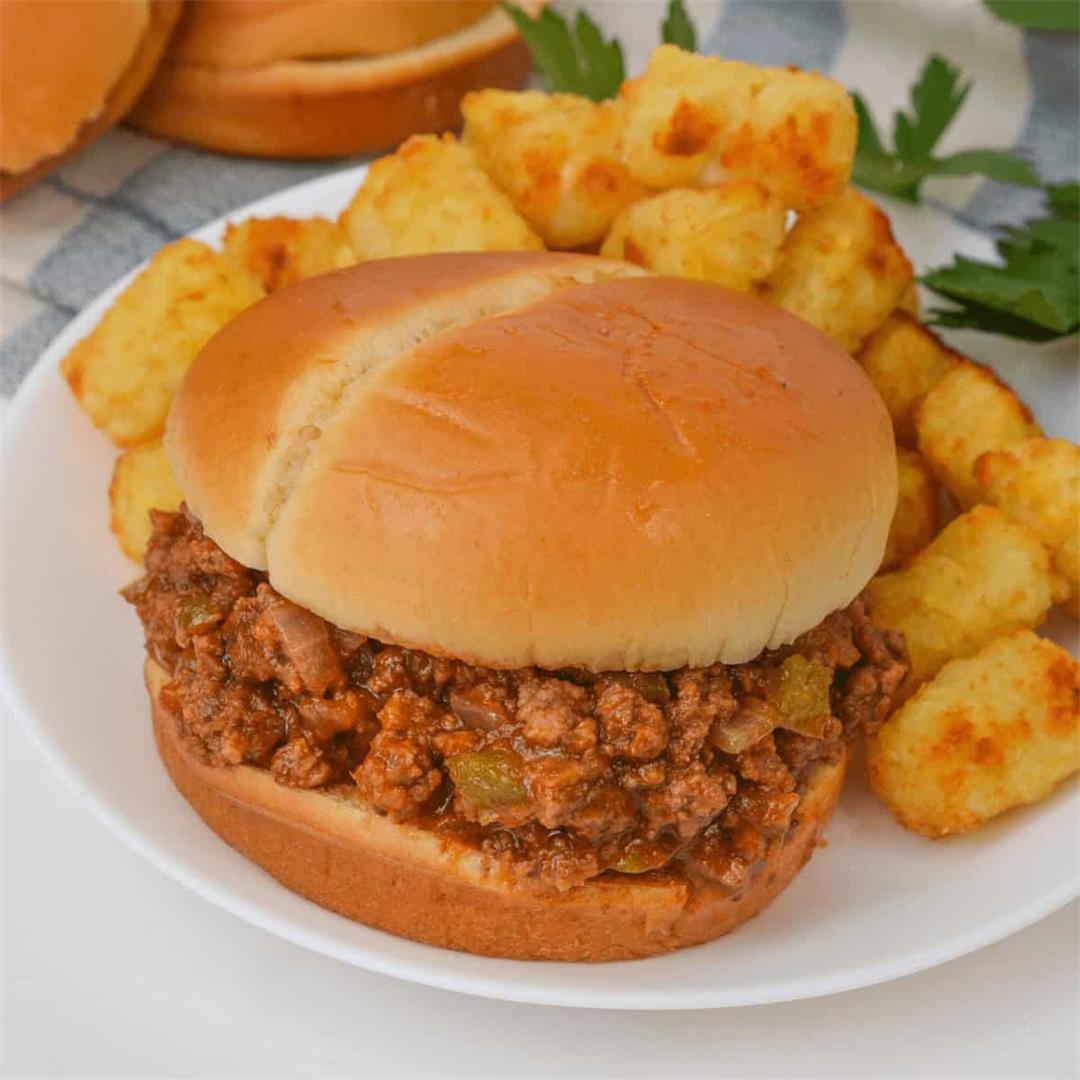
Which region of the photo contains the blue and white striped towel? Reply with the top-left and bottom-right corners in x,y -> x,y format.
1,0 -> 1076,402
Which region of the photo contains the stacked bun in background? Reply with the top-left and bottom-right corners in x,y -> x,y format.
0,0 -> 534,201
0,0 -> 182,199
127,0 -> 535,158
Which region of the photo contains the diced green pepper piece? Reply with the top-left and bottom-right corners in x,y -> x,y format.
767,655 -> 832,738
610,837 -> 673,875
447,748 -> 527,809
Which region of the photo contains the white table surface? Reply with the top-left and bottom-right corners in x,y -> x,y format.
2,702 -> 1077,1080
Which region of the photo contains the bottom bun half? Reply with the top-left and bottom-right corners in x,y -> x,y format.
149,660 -> 845,961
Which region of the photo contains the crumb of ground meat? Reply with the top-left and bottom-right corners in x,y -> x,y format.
524,751 -> 611,830
668,667 -> 737,765
271,731 -> 338,789
354,729 -> 443,817
640,762 -> 737,839
517,676 -> 594,750
594,679 -> 669,761
731,734 -> 795,792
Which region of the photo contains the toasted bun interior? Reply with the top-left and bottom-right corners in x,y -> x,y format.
168,252 -> 897,672
148,659 -> 846,961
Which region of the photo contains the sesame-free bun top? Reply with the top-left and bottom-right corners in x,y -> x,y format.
166,251 -> 897,671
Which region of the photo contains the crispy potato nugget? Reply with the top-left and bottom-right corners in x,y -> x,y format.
619,45 -> 731,189
857,312 -> 960,444
600,180 -> 785,290
340,134 -> 543,259
463,90 -> 644,249
762,187 -> 913,352
869,505 -> 1062,686
223,216 -> 354,292
717,64 -> 857,212
61,238 -> 265,447
109,440 -> 183,563
882,449 -> 940,570
976,437 -> 1080,615
867,630 -> 1079,838
915,360 -> 1041,508
619,45 -> 855,209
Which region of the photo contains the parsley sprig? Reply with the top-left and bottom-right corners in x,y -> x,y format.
499,2 -> 625,100
852,55 -> 1039,203
923,182 -> 1080,341
500,1 -> 696,100
661,0 -> 698,51
984,1 -> 1080,31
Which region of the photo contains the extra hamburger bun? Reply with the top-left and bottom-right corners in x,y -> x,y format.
167,251 -> 897,673
0,0 -> 182,201
148,659 -> 847,961
127,2 -> 535,158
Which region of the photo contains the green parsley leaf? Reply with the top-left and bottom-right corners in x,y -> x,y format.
923,190 -> 1080,341
892,55 -> 969,160
931,149 -> 1040,187
852,93 -> 884,157
662,0 -> 698,51
500,2 -> 624,101
853,54 -> 1040,203
983,1 -> 1080,31
1047,181 -> 1080,220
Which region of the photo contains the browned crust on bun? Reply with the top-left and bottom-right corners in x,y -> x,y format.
148,659 -> 846,961
0,0 -> 182,201
127,7 -> 531,159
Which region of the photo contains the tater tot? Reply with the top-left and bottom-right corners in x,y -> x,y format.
882,448 -> 940,570
619,45 -> 855,210
718,65 -> 857,211
857,312 -> 961,444
463,90 -> 644,249
619,45 -> 735,189
762,187 -> 913,352
599,180 -> 786,290
109,440 -> 183,563
61,238 -> 265,447
867,630 -> 1079,838
868,505 -> 1062,687
339,134 -> 543,258
915,360 -> 1041,508
976,437 -> 1080,616
223,216 -> 354,292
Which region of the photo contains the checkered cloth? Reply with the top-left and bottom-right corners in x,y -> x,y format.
2,0 -> 1076,402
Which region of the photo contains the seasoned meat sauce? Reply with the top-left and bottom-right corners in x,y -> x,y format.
126,509 -> 908,892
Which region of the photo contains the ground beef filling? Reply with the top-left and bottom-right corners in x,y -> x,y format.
126,509 -> 908,892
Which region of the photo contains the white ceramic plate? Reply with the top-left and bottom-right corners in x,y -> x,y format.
2,167 -> 1078,1010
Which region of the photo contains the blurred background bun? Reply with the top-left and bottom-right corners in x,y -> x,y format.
127,0 -> 536,158
0,0 -> 182,200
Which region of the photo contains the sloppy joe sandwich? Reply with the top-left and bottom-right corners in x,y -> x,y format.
123,251 -> 908,960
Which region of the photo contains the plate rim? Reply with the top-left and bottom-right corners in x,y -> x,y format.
1,166 -> 1077,1010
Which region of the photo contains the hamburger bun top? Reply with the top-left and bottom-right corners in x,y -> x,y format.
167,251 -> 897,671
